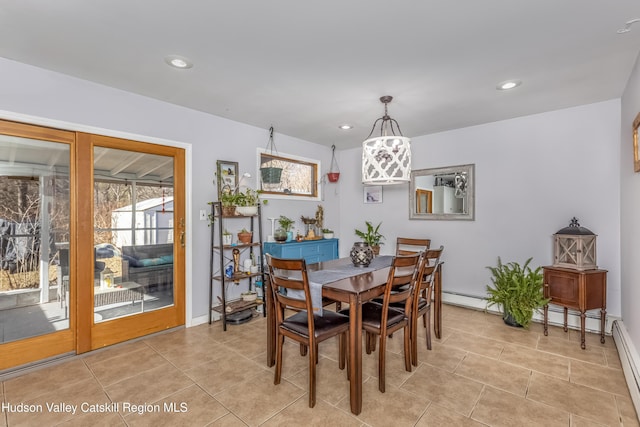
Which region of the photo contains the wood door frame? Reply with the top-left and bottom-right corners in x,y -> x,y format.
77,133 -> 185,352
416,189 -> 433,214
0,119 -> 77,370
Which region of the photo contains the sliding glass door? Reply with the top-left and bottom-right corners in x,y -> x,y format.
78,134 -> 185,351
0,121 -> 186,369
0,120 -> 76,370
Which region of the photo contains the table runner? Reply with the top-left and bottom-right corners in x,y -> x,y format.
287,255 -> 393,315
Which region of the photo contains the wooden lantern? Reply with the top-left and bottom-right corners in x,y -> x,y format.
553,217 -> 597,270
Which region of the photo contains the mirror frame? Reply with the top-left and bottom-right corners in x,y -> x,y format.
409,164 -> 475,221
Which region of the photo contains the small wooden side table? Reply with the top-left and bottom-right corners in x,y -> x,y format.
542,266 -> 607,349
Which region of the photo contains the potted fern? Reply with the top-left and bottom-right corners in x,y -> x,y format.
486,257 -> 549,328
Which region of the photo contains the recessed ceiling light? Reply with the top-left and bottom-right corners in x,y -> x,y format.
339,124 -> 353,130
164,55 -> 193,69
497,80 -> 522,90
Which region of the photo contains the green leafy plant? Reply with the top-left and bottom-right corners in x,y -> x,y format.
322,228 -> 333,233
219,191 -> 240,207
278,215 -> 294,231
235,188 -> 260,206
354,221 -> 385,246
486,257 -> 549,328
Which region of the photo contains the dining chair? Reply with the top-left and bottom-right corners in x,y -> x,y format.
266,254 -> 350,408
396,237 -> 431,255
343,253 -> 421,393
410,246 -> 443,366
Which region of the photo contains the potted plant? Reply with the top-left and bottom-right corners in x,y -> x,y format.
322,228 -> 334,239
219,192 -> 239,216
237,228 -> 253,244
354,221 -> 385,255
486,257 -> 549,328
235,188 -> 259,216
222,229 -> 232,245
278,215 -> 295,242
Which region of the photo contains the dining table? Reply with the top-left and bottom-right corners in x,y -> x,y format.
264,256 -> 444,415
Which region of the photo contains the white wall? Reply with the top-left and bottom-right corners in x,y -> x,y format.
0,56 -> 624,323
621,52 -> 640,345
0,57 -> 340,321
339,100 -> 622,317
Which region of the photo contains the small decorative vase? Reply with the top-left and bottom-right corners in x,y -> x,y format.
350,242 -> 374,267
371,244 -> 380,256
274,228 -> 287,243
286,231 -> 294,242
323,232 -> 334,239
222,234 -> 232,245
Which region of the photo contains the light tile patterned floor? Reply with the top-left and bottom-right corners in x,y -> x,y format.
0,304 -> 638,426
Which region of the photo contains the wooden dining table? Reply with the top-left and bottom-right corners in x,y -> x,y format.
264,256 -> 444,415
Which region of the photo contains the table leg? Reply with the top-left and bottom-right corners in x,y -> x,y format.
348,293 -> 362,415
600,308 -> 606,344
543,304 -> 548,336
434,264 -> 442,339
580,311 -> 586,350
563,307 -> 568,332
266,278 -> 275,367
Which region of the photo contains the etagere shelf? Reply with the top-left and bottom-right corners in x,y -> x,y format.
208,201 -> 266,330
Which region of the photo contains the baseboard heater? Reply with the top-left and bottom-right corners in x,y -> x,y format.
612,320 -> 640,416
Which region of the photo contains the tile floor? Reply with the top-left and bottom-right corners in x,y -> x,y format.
0,304 -> 638,426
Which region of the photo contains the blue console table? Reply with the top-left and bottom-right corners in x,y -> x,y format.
263,238 -> 339,265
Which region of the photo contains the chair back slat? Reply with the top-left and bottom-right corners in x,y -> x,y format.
266,254 -> 315,328
380,253 -> 421,329
396,237 -> 431,256
414,246 -> 443,309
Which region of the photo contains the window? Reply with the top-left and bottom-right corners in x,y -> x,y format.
257,149 -> 320,200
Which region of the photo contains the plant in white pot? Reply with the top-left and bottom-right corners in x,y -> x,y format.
322,228 -> 334,239
222,229 -> 233,245
235,188 -> 259,216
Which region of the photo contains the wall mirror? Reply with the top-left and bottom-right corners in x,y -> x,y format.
409,164 -> 475,220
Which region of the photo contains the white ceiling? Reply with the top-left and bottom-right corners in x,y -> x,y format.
2,1 -> 640,149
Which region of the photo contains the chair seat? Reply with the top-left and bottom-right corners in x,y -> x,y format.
341,302 -> 406,329
416,297 -> 429,311
281,310 -> 350,341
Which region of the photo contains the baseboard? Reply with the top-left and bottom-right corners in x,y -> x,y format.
612,320 -> 640,415
441,291 -> 618,334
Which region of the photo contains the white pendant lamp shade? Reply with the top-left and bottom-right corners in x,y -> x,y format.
361,96 -> 412,185
362,136 -> 411,185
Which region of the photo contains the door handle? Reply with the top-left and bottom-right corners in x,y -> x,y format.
180,231 -> 185,247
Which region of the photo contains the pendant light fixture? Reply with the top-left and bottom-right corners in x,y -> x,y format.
361,96 -> 411,185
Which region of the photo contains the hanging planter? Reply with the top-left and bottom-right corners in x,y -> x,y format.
260,126 -> 283,185
327,144 -> 340,182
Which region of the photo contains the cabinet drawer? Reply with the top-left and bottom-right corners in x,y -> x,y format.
300,245 -> 321,256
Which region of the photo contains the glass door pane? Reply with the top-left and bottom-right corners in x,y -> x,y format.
0,135 -> 70,342
92,146 -> 174,323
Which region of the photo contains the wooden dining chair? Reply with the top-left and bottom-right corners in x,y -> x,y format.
396,237 -> 431,255
410,246 -> 443,366
343,253 -> 421,393
266,254 -> 350,408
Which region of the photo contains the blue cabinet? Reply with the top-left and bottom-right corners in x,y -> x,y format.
263,239 -> 339,265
